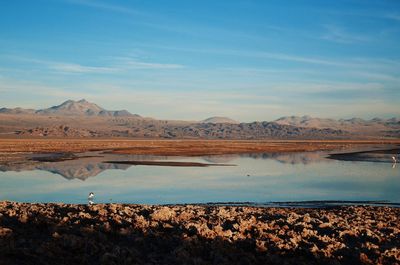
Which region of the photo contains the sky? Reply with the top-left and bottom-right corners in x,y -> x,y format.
0,0 -> 399,122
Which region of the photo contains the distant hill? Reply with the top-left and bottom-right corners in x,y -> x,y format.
1,100 -> 399,139
0,107 -> 36,115
1,99 -> 141,117
13,121 -> 348,139
201,117 -> 238,124
274,115 -> 400,136
35,99 -> 140,117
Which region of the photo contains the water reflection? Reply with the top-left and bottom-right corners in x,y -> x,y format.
0,148 -> 399,205
0,151 -> 332,180
328,148 -> 400,164
0,156 -> 130,180
203,152 -> 328,165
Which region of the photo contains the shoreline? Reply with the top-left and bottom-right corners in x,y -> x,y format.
1,139 -> 399,161
0,201 -> 399,264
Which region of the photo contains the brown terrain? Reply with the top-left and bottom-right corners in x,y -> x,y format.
1,99 -> 399,139
0,202 -> 399,265
1,139 -> 399,159
0,114 -> 351,139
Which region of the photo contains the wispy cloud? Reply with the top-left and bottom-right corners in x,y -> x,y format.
269,81 -> 384,93
1,54 -> 184,74
50,62 -> 116,73
140,45 -> 346,66
147,45 -> 398,70
113,57 -> 184,70
385,13 -> 400,21
0,56 -> 117,74
350,71 -> 400,82
64,0 -> 144,16
257,52 -> 344,66
321,25 -> 370,44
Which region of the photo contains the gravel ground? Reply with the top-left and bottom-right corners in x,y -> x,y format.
0,202 -> 399,265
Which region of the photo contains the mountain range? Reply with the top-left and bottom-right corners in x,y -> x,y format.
0,99 -> 399,139
0,99 -> 140,117
275,115 -> 400,129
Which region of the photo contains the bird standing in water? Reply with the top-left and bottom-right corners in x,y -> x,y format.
88,192 -> 94,205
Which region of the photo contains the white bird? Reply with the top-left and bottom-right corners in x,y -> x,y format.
392,156 -> 397,163
88,192 -> 94,200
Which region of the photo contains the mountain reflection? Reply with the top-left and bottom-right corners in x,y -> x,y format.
203,152 -> 328,165
0,156 -> 131,180
0,152 -> 331,180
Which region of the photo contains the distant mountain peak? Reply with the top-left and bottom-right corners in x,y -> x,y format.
77,99 -> 88,103
0,99 -> 141,118
37,99 -> 104,116
201,116 -> 238,124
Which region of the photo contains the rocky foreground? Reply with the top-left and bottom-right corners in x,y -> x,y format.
0,202 -> 399,265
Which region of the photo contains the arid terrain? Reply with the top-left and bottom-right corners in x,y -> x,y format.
0,202 -> 399,265
1,99 -> 399,139
1,139 -> 399,159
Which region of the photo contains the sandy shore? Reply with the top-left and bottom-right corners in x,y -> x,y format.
0,202 -> 399,265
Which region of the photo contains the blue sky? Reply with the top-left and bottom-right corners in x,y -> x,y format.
0,0 -> 399,121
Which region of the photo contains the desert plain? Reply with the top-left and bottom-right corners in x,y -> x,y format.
1,138 -> 400,157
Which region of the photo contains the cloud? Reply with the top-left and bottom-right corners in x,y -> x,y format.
266,81 -> 384,93
320,25 -> 370,44
50,63 -> 116,73
113,57 -> 184,70
385,13 -> 400,21
1,54 -> 184,74
350,71 -> 400,82
0,56 -> 117,74
139,44 -> 400,71
64,0 -> 144,16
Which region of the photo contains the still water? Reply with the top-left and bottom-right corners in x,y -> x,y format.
0,150 -> 399,205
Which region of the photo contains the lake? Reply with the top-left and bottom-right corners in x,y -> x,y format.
0,147 -> 399,206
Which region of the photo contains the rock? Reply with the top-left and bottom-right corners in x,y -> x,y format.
303,213 -> 311,223
319,222 -> 332,229
18,213 -> 29,223
359,253 -> 373,264
150,207 -> 176,221
0,227 -> 13,237
256,239 -> 267,252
